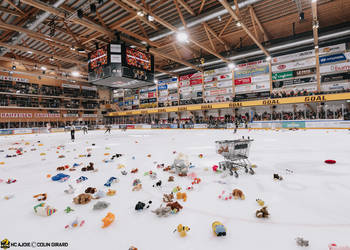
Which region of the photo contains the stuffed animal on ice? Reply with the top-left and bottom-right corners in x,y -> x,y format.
93,201 -> 110,210
256,206 -> 269,218
65,218 -> 85,229
152,205 -> 172,217
101,212 -> 115,228
34,203 -> 56,216
174,224 -> 190,237
73,193 -> 92,204
296,237 -> 309,247
212,221 -> 226,237
171,153 -> 190,176
166,201 -> 183,212
135,201 -> 152,211
232,189 -> 245,200
163,193 -> 174,203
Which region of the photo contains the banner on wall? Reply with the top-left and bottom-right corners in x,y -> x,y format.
82,114 -> 97,118
0,75 -> 29,83
34,113 -> 60,118
319,43 -> 346,55
204,88 -> 232,96
235,84 -> 251,93
272,50 -> 314,64
217,80 -> 232,88
204,82 -> 217,89
321,72 -> 350,83
63,114 -> 79,117
218,74 -> 232,80
0,113 -> 32,118
273,76 -> 316,88
81,86 -> 97,91
251,82 -> 270,91
190,78 -> 203,85
272,58 -> 315,72
234,66 -> 269,79
158,96 -> 167,102
158,85 -> 167,90
159,90 -> 168,96
167,82 -> 178,89
321,82 -> 350,91
251,75 -> 270,83
235,77 -> 251,85
158,78 -> 177,84
237,60 -> 266,69
294,68 -> 316,77
320,62 -> 350,74
319,53 -> 347,64
62,83 -> 80,89
179,73 -> 202,81
272,71 -> 294,80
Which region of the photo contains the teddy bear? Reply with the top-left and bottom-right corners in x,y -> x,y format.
85,187 -> 97,194
163,193 -> 174,203
132,183 -> 142,191
256,206 -> 269,218
232,189 -> 245,200
73,193 -> 92,205
273,174 -> 283,180
81,162 -> 95,172
168,176 -> 174,182
166,201 -> 183,212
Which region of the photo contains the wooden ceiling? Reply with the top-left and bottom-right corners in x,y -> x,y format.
0,0 -> 349,79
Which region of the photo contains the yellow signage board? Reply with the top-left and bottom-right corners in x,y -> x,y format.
108,93 -> 350,116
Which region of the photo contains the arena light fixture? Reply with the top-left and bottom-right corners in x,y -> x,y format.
137,11 -> 144,17
228,63 -> 236,70
176,31 -> 189,43
315,45 -> 319,49
236,21 -> 242,27
154,79 -> 158,84
312,0 -> 317,2
41,66 -> 47,71
27,51 -> 33,54
266,56 -> 272,61
72,71 -> 80,77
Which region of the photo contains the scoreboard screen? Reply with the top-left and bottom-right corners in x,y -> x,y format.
88,46 -> 108,71
124,47 -> 153,72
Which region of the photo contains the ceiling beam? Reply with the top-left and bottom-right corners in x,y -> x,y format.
177,0 -> 195,16
219,16 -> 233,37
20,0 -> 115,38
0,41 -> 85,66
0,6 -> 22,17
0,19 -> 76,48
198,0 -> 206,15
173,0 -> 187,28
203,22 -> 228,50
218,0 -> 270,57
3,0 -> 24,15
111,0 -> 158,30
249,5 -> 270,42
120,0 -> 230,63
203,23 -> 215,52
172,44 -> 182,59
249,6 -> 258,40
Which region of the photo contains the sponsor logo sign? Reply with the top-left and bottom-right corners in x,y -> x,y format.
237,60 -> 266,69
294,68 -> 316,76
319,53 -> 347,64
272,50 -> 314,64
62,83 -> 80,89
272,71 -> 294,80
0,75 -> 29,83
319,43 -> 346,55
234,77 -> 251,85
234,66 -> 269,79
321,72 -> 350,83
272,58 -> 315,72
158,84 -> 167,90
320,62 -> 350,74
273,76 -> 316,88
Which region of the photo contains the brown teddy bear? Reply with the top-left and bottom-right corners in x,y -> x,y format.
168,176 -> 175,182
81,162 -> 94,172
73,193 -> 92,204
256,206 -> 269,218
163,193 -> 174,203
85,187 -> 97,194
166,201 -> 183,211
232,189 -> 245,200
56,166 -> 65,171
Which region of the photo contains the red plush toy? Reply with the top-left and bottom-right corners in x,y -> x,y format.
325,160 -> 336,164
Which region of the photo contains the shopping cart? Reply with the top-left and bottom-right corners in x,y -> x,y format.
215,137 -> 254,178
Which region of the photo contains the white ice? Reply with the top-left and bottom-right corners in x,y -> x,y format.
1,129 -> 350,250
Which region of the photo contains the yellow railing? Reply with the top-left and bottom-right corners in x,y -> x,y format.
108,92 -> 350,116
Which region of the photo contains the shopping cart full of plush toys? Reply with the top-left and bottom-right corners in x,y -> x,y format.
215,137 -> 255,178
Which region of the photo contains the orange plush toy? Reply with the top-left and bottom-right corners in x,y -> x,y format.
101,212 -> 115,228
176,192 -> 187,202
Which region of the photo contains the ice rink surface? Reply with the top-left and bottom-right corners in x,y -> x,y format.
1,129 -> 350,250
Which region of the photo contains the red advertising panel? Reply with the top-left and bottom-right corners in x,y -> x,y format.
234,77 -> 252,85
190,78 -> 203,85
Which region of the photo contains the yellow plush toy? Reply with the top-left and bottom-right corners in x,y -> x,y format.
175,224 -> 190,237
256,199 -> 265,206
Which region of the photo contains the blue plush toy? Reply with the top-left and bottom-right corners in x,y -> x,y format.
76,176 -> 88,183
104,177 -> 118,187
51,173 -> 70,182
